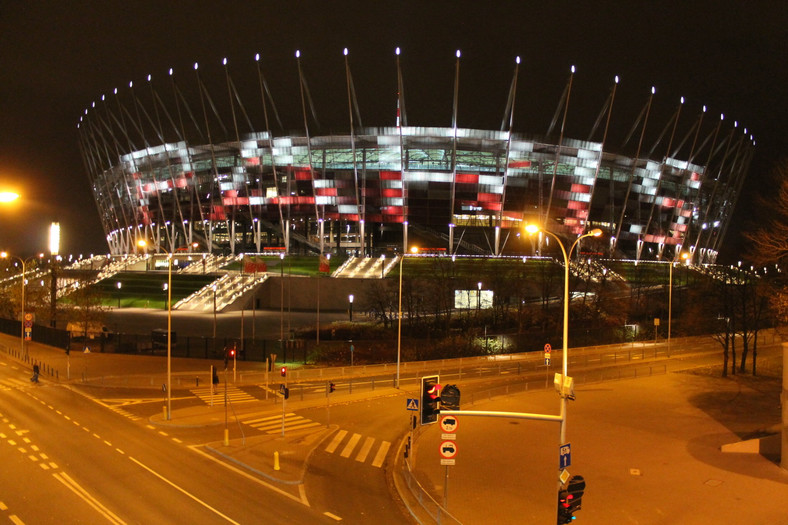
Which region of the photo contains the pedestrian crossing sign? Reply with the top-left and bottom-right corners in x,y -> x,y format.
406,398 -> 419,411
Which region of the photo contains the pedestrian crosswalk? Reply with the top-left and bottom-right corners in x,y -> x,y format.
323,429 -> 391,468
242,413 -> 322,434
191,385 -> 257,404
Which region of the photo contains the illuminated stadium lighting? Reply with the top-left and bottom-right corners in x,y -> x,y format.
78,51 -> 752,265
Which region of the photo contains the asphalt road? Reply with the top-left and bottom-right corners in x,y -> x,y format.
0,360 -> 332,524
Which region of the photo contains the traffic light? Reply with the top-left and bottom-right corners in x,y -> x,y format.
441,384 -> 461,411
420,375 -> 441,425
228,347 -> 236,358
280,366 -> 287,377
557,475 -> 585,524
567,475 -> 585,515
557,489 -> 572,524
329,382 -> 335,393
283,387 -> 290,400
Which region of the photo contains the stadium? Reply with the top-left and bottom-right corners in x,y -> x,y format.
77,51 -> 754,264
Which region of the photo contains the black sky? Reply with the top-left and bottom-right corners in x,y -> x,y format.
0,1 -> 785,260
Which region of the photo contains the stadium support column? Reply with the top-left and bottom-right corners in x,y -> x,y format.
448,223 -> 454,254
494,226 -> 500,256
403,221 -> 408,254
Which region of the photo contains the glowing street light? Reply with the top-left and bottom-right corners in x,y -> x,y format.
396,246 -> 419,388
1,251 -> 44,355
525,225 -> 602,445
0,192 -> 19,203
668,251 -> 690,355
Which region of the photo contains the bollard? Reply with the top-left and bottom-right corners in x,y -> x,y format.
224,428 -> 229,446
274,451 -> 280,471
162,406 -> 167,419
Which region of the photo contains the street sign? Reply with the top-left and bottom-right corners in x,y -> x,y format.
559,468 -> 571,484
439,440 -> 457,464
544,343 -> 552,353
279,383 -> 286,395
559,443 -> 571,469
406,398 -> 419,411
439,415 -> 458,433
24,313 -> 33,322
544,357 -> 551,366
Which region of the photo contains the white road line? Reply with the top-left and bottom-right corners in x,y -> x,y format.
371,441 -> 391,468
325,430 -> 347,454
189,445 -> 309,506
53,471 -> 126,525
128,456 -> 240,524
355,437 -> 375,463
340,433 -> 361,458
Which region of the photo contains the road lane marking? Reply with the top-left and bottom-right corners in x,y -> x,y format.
340,433 -> 361,458
53,471 -> 126,525
323,511 -> 342,521
371,441 -> 391,468
325,430 -> 347,454
129,456 -> 241,524
190,445 -> 309,506
355,437 -> 375,463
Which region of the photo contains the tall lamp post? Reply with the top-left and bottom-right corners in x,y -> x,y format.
348,294 -> 354,322
396,246 -> 419,388
525,225 -> 602,445
1,252 -> 44,355
667,251 -> 689,356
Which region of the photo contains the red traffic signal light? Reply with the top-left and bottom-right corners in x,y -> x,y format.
280,366 -> 287,377
329,382 -> 335,393
228,348 -> 236,358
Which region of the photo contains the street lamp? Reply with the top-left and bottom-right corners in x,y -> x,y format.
1,252 -> 44,355
0,192 -> 19,203
348,294 -> 354,322
477,281 -> 482,313
396,246 -> 419,388
525,225 -> 602,445
667,251 -> 689,356
116,281 -> 122,308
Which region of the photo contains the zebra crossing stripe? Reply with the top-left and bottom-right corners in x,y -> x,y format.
355,436 -> 375,463
325,430 -> 347,454
340,433 -> 362,458
371,440 -> 391,468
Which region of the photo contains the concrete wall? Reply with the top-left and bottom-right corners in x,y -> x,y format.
251,276 -> 383,312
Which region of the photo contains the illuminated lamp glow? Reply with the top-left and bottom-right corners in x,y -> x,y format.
255,53 -> 260,61
395,47 -> 400,55
169,68 -> 173,76
0,192 -> 19,203
194,62 -> 198,70
343,48 -> 348,56
456,49 -> 461,58
615,75 -> 619,84
295,50 -> 300,58
223,57 -> 227,65
49,222 -> 60,256
570,65 -> 575,73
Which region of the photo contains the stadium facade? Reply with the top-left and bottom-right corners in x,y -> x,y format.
78,52 -> 754,264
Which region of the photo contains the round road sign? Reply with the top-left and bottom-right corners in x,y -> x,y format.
439,415 -> 458,433
439,440 -> 458,459
544,343 -> 552,353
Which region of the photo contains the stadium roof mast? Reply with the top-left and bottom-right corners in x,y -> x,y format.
448,50 -> 462,256
641,95 -> 685,261
496,56 -> 521,256
223,57 -> 259,253
541,65 -> 576,254
295,50 -> 323,255
395,47 -> 408,254
255,52 -> 288,254
612,86 -> 656,257
585,75 -> 619,243
344,48 -> 365,257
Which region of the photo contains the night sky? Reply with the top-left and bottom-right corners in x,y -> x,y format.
1,1 -> 785,260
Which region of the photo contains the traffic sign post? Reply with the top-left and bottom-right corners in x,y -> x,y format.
406,398 -> 419,411
439,439 -> 458,509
